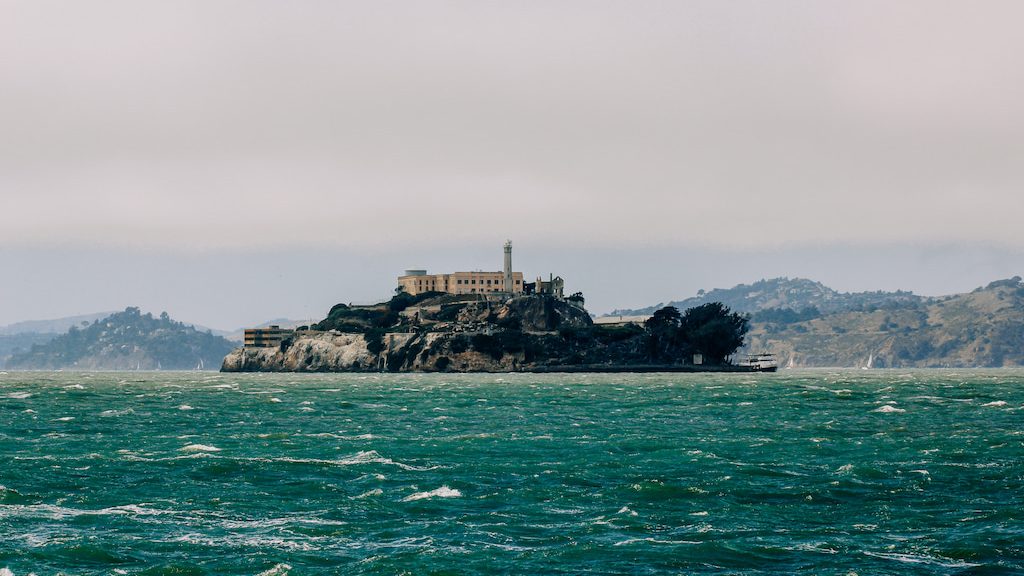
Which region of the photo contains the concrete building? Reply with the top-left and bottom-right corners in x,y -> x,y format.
398,270 -> 525,296
244,325 -> 291,348
524,274 -> 565,298
397,241 -> 525,296
592,315 -> 651,327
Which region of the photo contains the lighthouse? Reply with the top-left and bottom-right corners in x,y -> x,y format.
503,240 -> 514,293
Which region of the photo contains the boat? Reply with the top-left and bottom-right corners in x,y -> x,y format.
738,353 -> 778,372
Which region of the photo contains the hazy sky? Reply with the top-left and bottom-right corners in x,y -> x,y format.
2,1 -> 1023,328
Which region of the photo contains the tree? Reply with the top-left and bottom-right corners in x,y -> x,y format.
644,306 -> 684,362
679,303 -> 749,365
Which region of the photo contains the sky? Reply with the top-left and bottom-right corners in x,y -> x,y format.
2,1 -> 1023,329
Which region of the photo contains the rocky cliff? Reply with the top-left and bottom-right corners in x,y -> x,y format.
222,294 -> 604,373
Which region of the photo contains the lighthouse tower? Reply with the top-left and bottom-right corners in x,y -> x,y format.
503,240 -> 514,293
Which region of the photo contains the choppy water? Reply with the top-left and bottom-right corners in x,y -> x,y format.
1,370 -> 1023,575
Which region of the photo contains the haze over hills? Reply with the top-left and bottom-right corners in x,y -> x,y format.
611,277 -> 1024,368
0,312 -> 116,336
5,308 -> 236,370
610,278 -> 926,317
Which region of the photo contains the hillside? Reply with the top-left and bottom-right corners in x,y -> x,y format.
0,333 -> 59,368
6,307 -> 236,370
745,277 -> 1024,368
611,277 -> 925,316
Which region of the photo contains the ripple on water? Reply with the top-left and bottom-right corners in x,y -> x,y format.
1,370 -> 1023,574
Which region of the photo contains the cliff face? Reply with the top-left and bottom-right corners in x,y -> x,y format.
222,333 -> 378,372
222,327 -> 536,373
222,295 -> 598,373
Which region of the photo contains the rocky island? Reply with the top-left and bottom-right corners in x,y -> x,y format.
221,292 -> 751,373
223,241 -> 752,373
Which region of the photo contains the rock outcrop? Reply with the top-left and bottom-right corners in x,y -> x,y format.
222,294 -> 609,373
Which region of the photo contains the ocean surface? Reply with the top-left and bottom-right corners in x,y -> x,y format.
1,370 -> 1022,575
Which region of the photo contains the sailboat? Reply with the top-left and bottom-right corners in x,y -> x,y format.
195,358 -> 205,371
862,353 -> 874,370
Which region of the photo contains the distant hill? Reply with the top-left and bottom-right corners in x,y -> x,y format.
610,277 -> 925,316
0,333 -> 60,368
744,277 -> 1024,368
6,307 -> 236,370
609,276 -> 1024,368
0,312 -> 118,368
0,312 -> 116,336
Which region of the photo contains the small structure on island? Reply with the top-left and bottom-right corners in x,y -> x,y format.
524,274 -> 565,298
243,325 -> 292,348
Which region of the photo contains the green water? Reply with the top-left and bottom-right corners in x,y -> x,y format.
1,370 -> 1022,575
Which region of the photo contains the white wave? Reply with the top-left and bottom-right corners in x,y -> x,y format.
335,450 -> 434,470
269,397 -> 283,403
909,469 -> 930,475
0,503 -> 174,521
690,511 -> 709,516
402,486 -> 462,502
178,404 -> 194,410
64,384 -> 85,389
353,488 -> 383,499
170,533 -> 317,552
3,392 -> 31,399
179,444 -> 222,452
982,400 -> 1007,407
256,564 -> 292,576
873,405 -> 905,413
100,408 -> 134,417
863,551 -> 980,568
299,407 -> 315,412
616,506 -> 638,516
55,416 -> 75,422
303,430 -> 376,438
249,451 -> 432,471
614,537 -> 701,546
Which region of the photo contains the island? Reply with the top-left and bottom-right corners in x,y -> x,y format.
222,242 -> 754,373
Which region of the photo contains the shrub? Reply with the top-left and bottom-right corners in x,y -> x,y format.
449,335 -> 469,354
471,333 -> 503,360
365,329 -> 385,355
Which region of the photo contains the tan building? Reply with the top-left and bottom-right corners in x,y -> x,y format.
398,240 -> 527,297
398,270 -> 525,296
